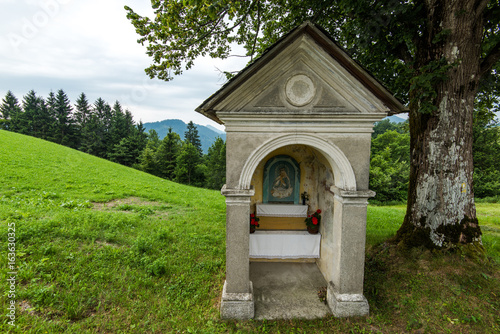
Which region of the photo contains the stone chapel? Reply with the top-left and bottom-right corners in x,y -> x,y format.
196,22 -> 407,319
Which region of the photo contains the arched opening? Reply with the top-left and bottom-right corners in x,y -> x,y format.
239,134 -> 356,191
242,137 -> 351,319
249,144 -> 334,232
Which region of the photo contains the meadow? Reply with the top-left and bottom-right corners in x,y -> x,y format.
1,130 -> 499,333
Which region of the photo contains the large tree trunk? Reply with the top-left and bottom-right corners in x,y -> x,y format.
394,0 -> 484,248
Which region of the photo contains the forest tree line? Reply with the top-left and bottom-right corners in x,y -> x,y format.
1,89 -> 498,202
0,90 -> 226,190
369,106 -> 500,202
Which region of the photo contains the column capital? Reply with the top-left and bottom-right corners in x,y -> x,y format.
221,185 -> 255,198
330,186 -> 375,205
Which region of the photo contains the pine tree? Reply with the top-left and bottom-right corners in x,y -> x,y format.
175,141 -> 205,186
53,89 -> 77,148
109,120 -> 148,167
205,137 -> 226,190
138,146 -> 158,174
21,90 -> 52,139
74,93 -> 92,128
135,121 -> 148,151
19,90 -> 37,135
0,91 -> 22,130
137,129 -> 162,175
35,97 -> 52,140
146,129 -> 161,151
108,137 -> 140,167
184,121 -> 203,156
155,128 -> 181,179
88,98 -> 112,158
80,113 -> 102,155
45,91 -> 57,140
124,110 -> 135,134
108,101 -> 129,153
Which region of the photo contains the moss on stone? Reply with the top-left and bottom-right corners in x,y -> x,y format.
393,215 -> 484,253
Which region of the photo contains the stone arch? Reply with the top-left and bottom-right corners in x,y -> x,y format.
239,134 -> 357,191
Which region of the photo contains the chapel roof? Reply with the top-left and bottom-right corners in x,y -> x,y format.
196,21 -> 408,124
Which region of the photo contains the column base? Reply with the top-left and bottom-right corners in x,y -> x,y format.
220,281 -> 254,320
327,286 -> 369,317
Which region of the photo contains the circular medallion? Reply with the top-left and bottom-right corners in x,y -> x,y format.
285,74 -> 316,107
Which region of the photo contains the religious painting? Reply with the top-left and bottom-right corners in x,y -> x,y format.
263,155 -> 300,204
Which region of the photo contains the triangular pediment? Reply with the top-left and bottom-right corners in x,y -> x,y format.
196,22 -> 407,124
242,57 -> 359,113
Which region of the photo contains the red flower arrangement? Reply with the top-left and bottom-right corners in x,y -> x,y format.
305,209 -> 322,229
250,213 -> 260,233
250,213 -> 260,228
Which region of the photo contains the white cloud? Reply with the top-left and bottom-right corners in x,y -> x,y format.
0,0 -> 249,131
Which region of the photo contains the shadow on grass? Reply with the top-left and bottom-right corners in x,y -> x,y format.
363,243 -> 500,333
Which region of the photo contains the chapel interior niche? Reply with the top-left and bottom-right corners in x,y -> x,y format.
250,145 -> 334,231
263,155 -> 300,204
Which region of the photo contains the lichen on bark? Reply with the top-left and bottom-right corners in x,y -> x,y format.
392,0 -> 489,251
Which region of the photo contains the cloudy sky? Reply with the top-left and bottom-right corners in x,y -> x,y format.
0,0 -> 248,130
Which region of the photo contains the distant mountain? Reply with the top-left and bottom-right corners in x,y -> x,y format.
384,115 -> 407,123
143,119 -> 226,154
205,124 -> 225,135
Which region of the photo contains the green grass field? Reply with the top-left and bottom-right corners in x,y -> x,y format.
1,130 -> 499,333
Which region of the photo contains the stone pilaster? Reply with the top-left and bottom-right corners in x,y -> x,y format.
327,187 -> 374,317
220,185 -> 255,319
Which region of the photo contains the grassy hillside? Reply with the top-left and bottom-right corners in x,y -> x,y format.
1,130 -> 499,333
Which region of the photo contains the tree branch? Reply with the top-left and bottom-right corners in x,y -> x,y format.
395,42 -> 413,64
474,0 -> 490,19
480,40 -> 500,78
250,1 -> 261,61
172,1 -> 259,49
186,13 -> 227,48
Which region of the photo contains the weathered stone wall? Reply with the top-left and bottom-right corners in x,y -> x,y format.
225,132 -> 272,189
316,154 -> 336,283
326,135 -> 372,190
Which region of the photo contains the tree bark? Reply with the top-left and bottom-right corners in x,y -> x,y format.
394,0 -> 484,248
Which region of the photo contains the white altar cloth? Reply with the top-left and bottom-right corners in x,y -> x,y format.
256,204 -> 308,217
249,230 -> 321,259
